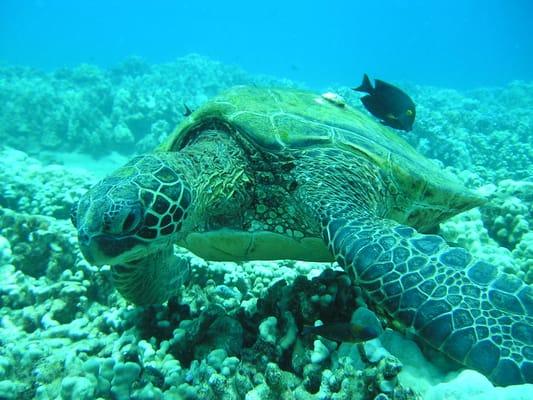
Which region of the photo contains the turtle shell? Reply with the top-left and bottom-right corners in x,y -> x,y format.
161,86 -> 485,230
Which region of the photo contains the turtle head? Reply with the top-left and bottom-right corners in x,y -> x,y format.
72,154 -> 192,266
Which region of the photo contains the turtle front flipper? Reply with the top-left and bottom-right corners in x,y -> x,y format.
112,246 -> 190,305
322,213 -> 532,385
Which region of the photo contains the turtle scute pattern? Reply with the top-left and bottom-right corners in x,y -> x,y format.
323,215 -> 533,386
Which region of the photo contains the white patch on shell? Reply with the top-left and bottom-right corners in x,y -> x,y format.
321,92 -> 346,107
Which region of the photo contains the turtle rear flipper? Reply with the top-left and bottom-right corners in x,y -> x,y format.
322,212 -> 532,386
112,247 -> 190,305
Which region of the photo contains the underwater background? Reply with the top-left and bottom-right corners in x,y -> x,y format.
0,1 -> 532,399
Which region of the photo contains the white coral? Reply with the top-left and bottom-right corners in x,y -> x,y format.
0,235 -> 12,265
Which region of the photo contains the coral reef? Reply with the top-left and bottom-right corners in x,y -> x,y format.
0,56 -> 532,399
481,180 -> 533,249
425,370 -> 533,400
0,55 -> 301,157
0,148 -> 95,219
0,224 -> 418,399
3,55 -> 531,185
404,82 -> 533,183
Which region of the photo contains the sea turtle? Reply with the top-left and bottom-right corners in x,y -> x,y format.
72,86 -> 532,386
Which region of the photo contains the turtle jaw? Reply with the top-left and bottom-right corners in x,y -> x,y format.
79,230 -> 178,266
78,231 -> 150,266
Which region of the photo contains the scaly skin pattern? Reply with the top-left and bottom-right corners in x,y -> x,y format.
74,152 -> 193,265
293,148 -> 533,386
74,131 -> 252,304
112,247 -> 190,305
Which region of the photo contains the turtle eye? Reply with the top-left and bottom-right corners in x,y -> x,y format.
122,208 -> 142,233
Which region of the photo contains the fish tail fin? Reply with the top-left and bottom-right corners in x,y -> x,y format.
352,73 -> 374,94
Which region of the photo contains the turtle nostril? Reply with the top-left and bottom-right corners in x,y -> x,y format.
123,213 -> 135,231
122,208 -> 142,233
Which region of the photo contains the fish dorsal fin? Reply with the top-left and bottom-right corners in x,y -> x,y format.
353,73 -> 374,94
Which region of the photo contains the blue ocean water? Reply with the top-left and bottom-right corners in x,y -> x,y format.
1,2 -> 533,398
1,0 -> 532,89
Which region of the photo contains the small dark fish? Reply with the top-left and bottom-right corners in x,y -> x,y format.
352,73 -> 416,131
302,307 -> 382,343
183,104 -> 193,117
302,322 -> 380,343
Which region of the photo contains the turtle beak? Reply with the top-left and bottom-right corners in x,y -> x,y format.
77,229 -> 102,265
77,229 -> 147,266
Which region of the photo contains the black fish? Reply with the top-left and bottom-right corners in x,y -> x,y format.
352,73 -> 415,131
302,307 -> 382,343
183,104 -> 193,117
302,322 -> 380,343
